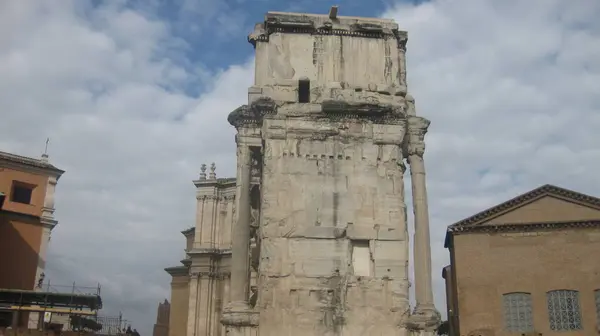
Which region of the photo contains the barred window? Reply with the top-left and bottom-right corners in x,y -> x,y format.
547,290 -> 582,331
595,290 -> 600,324
503,292 -> 534,332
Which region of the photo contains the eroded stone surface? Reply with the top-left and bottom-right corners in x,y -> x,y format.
169,8 -> 440,336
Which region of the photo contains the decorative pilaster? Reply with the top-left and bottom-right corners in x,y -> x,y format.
405,115 -> 440,333
187,273 -> 199,336
396,33 -> 408,89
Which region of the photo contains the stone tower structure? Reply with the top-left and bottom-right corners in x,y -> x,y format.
220,8 -> 441,336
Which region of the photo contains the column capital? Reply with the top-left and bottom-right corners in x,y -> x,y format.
407,116 -> 430,136
406,116 -> 430,158
394,30 -> 408,51
406,305 -> 441,332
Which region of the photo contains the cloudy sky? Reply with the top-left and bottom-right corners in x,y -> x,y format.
2,0 -> 599,333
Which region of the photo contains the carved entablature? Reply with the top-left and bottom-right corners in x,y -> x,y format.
191,270 -> 232,279
248,12 -> 408,48
320,100 -> 407,125
228,97 -> 277,128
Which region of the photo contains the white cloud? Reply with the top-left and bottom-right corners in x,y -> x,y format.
383,0 -> 600,319
1,0 -> 599,332
0,0 -> 253,332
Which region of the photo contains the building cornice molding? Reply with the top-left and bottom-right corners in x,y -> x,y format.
164,266 -> 189,277
228,97 -> 278,128
0,151 -> 65,179
193,177 -> 236,188
448,220 -> 600,235
190,270 -> 231,279
181,227 -> 194,236
248,13 -> 407,51
40,217 -> 58,230
0,209 -> 41,223
188,247 -> 232,257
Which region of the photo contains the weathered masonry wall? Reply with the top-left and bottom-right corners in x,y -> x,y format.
256,118 -> 409,336
249,12 -> 408,107
221,9 -> 441,336
256,33 -> 402,88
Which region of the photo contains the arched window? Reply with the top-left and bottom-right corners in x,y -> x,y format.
546,290 -> 582,331
502,292 -> 534,332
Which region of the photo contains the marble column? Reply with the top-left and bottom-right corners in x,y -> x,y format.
222,142 -> 259,333
229,143 -> 252,307
406,115 -> 440,333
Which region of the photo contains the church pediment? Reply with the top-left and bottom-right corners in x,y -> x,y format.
449,184 -> 600,230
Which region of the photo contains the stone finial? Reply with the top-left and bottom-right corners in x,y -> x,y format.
199,164 -> 207,180
41,153 -> 49,163
209,163 -> 216,180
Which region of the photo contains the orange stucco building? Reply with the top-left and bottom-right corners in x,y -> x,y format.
443,184 -> 600,336
0,150 -> 64,327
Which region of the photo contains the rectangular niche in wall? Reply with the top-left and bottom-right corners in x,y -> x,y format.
352,240 -> 372,277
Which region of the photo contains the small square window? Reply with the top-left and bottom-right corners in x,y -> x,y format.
11,182 -> 34,205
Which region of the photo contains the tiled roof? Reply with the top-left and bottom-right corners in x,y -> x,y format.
0,150 -> 64,175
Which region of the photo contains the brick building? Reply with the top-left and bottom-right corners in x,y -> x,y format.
0,150 -> 64,327
443,184 -> 600,336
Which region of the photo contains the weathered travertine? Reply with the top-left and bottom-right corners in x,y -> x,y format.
405,116 -> 441,335
166,8 -> 440,336
222,8 -> 439,336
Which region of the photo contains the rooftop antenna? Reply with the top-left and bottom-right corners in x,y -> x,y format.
42,138 -> 50,162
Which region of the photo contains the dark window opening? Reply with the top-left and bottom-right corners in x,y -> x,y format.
11,182 -> 34,205
298,79 -> 310,103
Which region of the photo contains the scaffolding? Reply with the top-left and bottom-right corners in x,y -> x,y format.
95,313 -> 130,335
0,282 -> 102,330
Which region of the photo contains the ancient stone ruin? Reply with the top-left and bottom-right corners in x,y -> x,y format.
181,8 -> 441,336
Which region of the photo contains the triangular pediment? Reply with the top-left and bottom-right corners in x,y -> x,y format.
450,184 -> 600,228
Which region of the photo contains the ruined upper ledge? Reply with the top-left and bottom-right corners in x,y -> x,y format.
228,97 -> 410,128
265,11 -> 400,32
249,10 -> 407,46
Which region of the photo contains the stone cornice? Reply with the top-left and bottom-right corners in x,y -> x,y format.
164,266 -> 189,277
0,209 -> 41,224
40,217 -> 58,230
228,97 -> 278,128
248,13 -> 407,50
448,220 -> 600,235
319,100 -> 407,125
181,227 -> 194,236
449,184 -> 600,229
190,270 -> 231,279
0,151 -> 65,179
193,177 -> 236,188
188,247 -> 232,257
